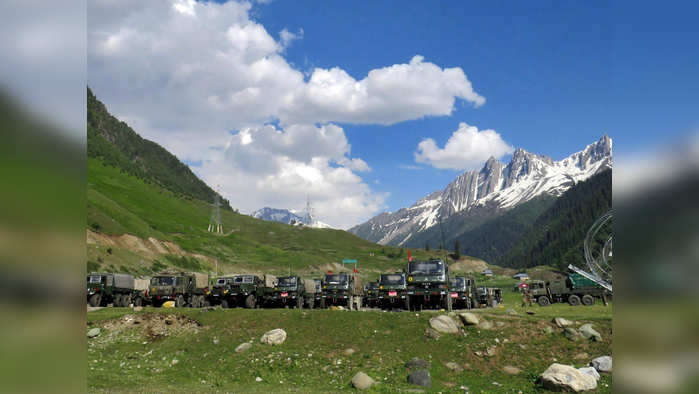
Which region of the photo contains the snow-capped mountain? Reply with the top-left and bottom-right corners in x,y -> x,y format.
349,135 -> 612,245
251,207 -> 333,229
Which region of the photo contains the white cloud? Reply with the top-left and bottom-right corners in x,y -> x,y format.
414,122 -> 514,170
195,123 -> 386,229
87,0 -> 486,227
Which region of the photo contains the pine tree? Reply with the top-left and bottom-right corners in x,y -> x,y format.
454,240 -> 461,260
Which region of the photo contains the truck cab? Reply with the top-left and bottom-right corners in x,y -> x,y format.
406,259 -> 451,311
448,276 -> 473,309
223,275 -> 263,308
149,272 -> 209,308
321,273 -> 363,310
364,281 -> 380,308
378,273 -> 408,310
208,276 -> 236,306
268,276 -> 305,308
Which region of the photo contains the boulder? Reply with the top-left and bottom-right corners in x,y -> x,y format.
235,342 -> 252,353
87,328 -> 101,338
539,363 -> 597,392
351,372 -> 376,390
564,327 -> 584,342
477,320 -> 494,330
424,327 -> 441,340
503,366 -> 521,375
553,317 -> 575,328
445,362 -> 463,372
260,328 -> 287,345
485,346 -> 497,357
578,367 -> 600,381
543,325 -> 555,334
459,312 -> 480,325
578,324 -> 602,341
405,357 -> 430,369
429,315 -> 459,334
590,356 -> 612,373
407,369 -> 431,387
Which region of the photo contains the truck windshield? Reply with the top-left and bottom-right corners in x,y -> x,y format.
408,261 -> 444,275
233,276 -> 254,284
216,278 -> 233,285
450,277 -> 465,288
324,274 -> 348,285
151,277 -> 175,286
368,282 -> 380,289
87,275 -> 102,284
278,277 -> 297,286
380,274 -> 404,285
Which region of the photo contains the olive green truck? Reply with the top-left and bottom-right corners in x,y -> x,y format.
87,272 -> 149,307
529,273 -> 609,306
148,272 -> 209,307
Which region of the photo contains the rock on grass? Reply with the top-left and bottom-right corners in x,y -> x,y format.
407,369 -> 431,387
429,315 -> 459,334
591,356 -> 612,373
260,329 -> 287,345
87,328 -> 101,338
539,363 -> 597,392
351,372 -> 376,390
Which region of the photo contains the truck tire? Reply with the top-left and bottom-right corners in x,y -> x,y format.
123,294 -> 132,307
89,293 -> 101,307
568,295 -> 581,306
581,295 -> 595,306
134,297 -> 143,307
320,298 -> 326,309
538,296 -> 551,307
404,296 -> 410,311
175,295 -> 185,308
297,297 -> 303,309
244,295 -> 256,309
307,298 -> 315,309
221,299 -> 229,309
116,294 -> 125,307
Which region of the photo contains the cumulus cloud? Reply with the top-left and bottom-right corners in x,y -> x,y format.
195,123 -> 386,229
415,122 -> 514,170
87,0 -> 485,226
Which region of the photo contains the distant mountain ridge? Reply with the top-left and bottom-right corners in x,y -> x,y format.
349,135 -> 612,246
87,87 -> 230,209
252,207 -> 333,229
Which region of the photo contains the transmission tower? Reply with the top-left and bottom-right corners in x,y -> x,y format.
302,195 -> 315,226
208,185 -> 223,234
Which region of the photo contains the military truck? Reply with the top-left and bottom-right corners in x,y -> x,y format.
476,286 -> 503,307
449,276 -> 477,309
363,281 -> 380,308
320,273 -> 363,310
217,274 -> 276,308
265,276 -> 307,309
529,272 -> 608,306
207,276 -> 236,306
406,259 -> 452,311
87,272 -> 148,307
377,273 -> 409,310
312,279 -> 322,308
301,279 -> 319,308
148,271 -> 209,307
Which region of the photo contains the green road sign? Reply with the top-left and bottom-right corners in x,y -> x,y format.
342,259 -> 357,264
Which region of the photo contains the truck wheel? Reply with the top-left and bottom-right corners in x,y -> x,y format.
123,294 -> 132,307
297,297 -> 303,310
116,294 -> 125,307
175,295 -> 185,308
404,297 -> 410,311
244,295 -> 256,309
538,296 -> 551,307
89,293 -> 101,307
581,295 -> 595,306
447,295 -> 453,312
133,297 -> 142,307
221,299 -> 229,308
320,298 -> 326,309
568,295 -> 581,306
307,298 -> 315,309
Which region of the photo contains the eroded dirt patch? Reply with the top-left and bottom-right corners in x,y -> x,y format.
88,313 -> 204,347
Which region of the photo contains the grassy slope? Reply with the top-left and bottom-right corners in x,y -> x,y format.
87,276 -> 612,393
87,158 -> 446,277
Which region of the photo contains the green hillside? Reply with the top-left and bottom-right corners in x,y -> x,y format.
501,169 -> 612,270
86,89 -> 446,278
87,87 -> 230,210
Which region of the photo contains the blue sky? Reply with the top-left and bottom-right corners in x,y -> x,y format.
88,0 -> 698,227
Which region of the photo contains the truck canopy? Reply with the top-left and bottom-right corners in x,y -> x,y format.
264,274 -> 277,288
134,278 -> 149,291
408,260 -> 445,275
302,279 -> 317,294
190,272 -> 209,289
